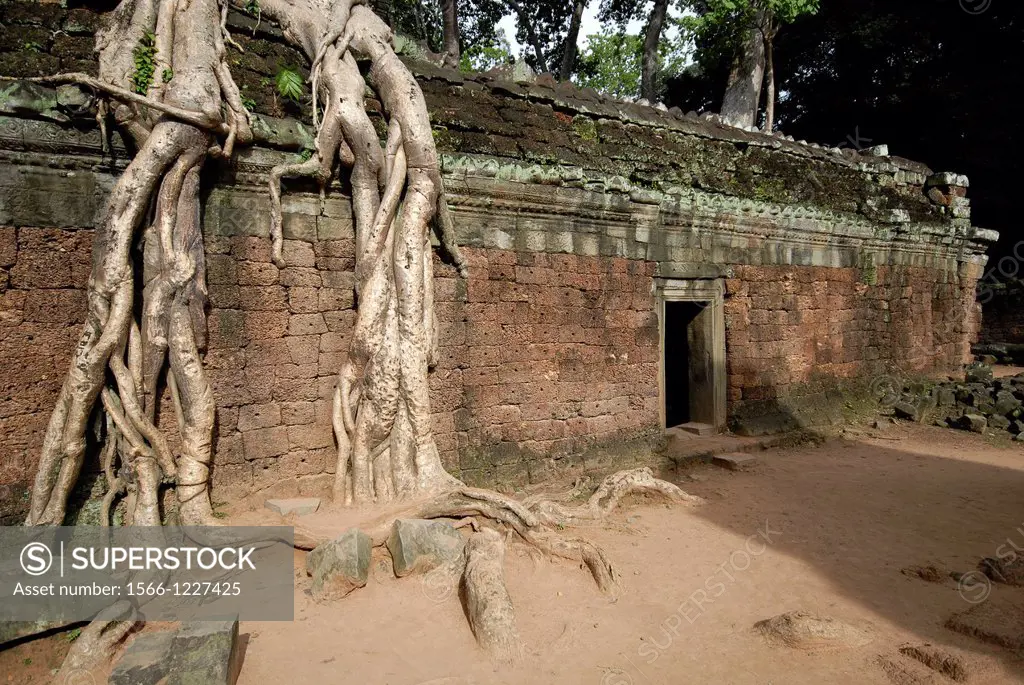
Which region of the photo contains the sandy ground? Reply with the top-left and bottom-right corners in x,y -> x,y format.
4,422 -> 1024,684
234,423 -> 1024,685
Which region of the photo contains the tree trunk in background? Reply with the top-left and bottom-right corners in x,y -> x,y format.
763,16 -> 776,132
507,0 -> 549,73
559,0 -> 587,82
441,0 -> 460,68
640,0 -> 669,102
721,9 -> 766,128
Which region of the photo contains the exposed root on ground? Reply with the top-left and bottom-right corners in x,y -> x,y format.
56,601 -> 138,680
293,466 -> 703,658
462,528 -> 523,663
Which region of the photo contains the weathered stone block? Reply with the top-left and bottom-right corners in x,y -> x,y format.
287,423 -> 333,450
990,415 -> 1011,431
961,414 -> 987,433
237,402 -> 281,432
894,401 -> 921,422
306,528 -> 371,601
265,497 -> 320,516
289,313 -> 328,336
966,365 -> 993,384
281,401 -> 315,425
166,619 -> 243,685
109,631 -> 174,685
995,391 -> 1022,416
387,519 -> 466,577
712,453 -> 758,471
242,426 -> 289,460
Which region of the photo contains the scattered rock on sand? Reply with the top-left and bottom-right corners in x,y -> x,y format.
898,644 -> 968,682
900,565 -> 946,584
979,554 -> 1024,586
753,611 -> 872,651
166,619 -> 243,685
387,518 -> 466,577
306,528 -> 371,601
946,595 -> 1024,652
876,653 -> 945,685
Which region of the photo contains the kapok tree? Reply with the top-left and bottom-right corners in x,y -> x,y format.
11,0 -> 700,673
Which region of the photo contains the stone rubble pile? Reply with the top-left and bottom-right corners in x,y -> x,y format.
884,364 -> 1024,441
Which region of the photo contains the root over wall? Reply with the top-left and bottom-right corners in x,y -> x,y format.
0,2 -> 993,522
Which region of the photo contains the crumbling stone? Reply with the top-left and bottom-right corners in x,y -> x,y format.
387,518 -> 466,577
961,414 -> 988,433
265,497 -> 320,516
965,364 -> 993,384
109,631 -> 174,685
879,367 -> 1024,439
306,528 -> 371,601
166,619 -> 243,685
894,401 -> 921,422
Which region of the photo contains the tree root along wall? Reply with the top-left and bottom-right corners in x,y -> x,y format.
23,0 -> 471,528
10,0 -> 702,674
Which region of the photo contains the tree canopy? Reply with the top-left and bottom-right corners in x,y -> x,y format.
575,29 -> 688,99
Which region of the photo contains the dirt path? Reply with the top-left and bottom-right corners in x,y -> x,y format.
231,423 -> 1024,684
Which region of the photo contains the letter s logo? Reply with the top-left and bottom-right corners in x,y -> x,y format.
21,542 -> 53,576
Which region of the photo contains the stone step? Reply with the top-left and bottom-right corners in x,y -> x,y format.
265,497 -> 321,516
674,422 -> 715,436
711,452 -> 759,471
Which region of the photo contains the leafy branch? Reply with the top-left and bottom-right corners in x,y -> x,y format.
275,66 -> 304,103
131,31 -> 158,95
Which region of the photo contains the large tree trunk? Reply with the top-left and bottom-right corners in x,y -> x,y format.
558,0 -> 587,82
721,9 -> 767,128
640,0 -> 669,102
440,0 -> 460,69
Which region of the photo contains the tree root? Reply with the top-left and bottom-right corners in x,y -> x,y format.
293,467 -> 700,658
462,528 -> 523,663
302,467 -> 701,590
56,601 -> 138,680
22,0 -> 690,670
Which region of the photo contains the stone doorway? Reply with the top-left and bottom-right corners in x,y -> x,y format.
658,278 -> 727,433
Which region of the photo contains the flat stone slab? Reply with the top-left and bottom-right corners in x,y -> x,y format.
306,528 -> 371,602
109,631 -> 174,685
387,519 -> 466,578
712,453 -> 759,471
676,422 -> 715,437
265,497 -> 320,516
166,618 -> 243,685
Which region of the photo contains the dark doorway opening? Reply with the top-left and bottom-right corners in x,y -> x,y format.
664,300 -> 715,429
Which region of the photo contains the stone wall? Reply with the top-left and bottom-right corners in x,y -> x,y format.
0,1 -> 997,522
979,280 -> 1024,345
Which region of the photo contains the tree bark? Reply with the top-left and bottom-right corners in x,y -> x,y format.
762,13 -> 776,132
558,0 -> 587,82
440,0 -> 460,69
721,8 -> 767,128
462,529 -> 522,663
640,0 -> 669,102
506,0 -> 548,73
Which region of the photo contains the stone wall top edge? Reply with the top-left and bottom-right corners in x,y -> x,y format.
0,140 -> 993,261
0,0 -> 969,228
